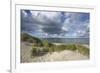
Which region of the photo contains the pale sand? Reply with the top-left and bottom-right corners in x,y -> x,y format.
32,50 -> 88,62
21,42 -> 89,63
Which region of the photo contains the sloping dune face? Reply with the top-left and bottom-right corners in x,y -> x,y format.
41,50 -> 88,61
21,42 -> 89,63
30,50 -> 88,62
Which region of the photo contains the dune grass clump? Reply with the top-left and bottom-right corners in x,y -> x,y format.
76,45 -> 89,57
49,44 -> 77,52
62,44 -> 89,56
31,43 -> 89,57
64,44 -> 77,51
21,33 -> 44,46
31,47 -> 49,56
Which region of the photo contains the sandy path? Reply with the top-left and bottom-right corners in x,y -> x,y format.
21,42 -> 89,63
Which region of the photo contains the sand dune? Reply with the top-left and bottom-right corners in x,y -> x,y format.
32,50 -> 88,62
21,42 -> 89,63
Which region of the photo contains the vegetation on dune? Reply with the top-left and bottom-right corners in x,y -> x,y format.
31,44 -> 89,57
21,33 -> 89,57
21,33 -> 43,46
76,45 -> 89,57
31,47 -> 49,56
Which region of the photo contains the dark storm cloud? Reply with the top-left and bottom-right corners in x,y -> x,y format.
21,10 -> 65,34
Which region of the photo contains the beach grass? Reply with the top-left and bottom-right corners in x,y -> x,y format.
31,43 -> 89,57
21,33 -> 89,57
76,44 -> 89,57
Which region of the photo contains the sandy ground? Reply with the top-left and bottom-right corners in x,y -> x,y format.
21,42 -> 33,63
21,42 -> 89,63
32,50 -> 88,62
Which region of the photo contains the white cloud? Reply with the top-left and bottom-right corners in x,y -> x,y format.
21,10 -> 28,18
31,11 -> 62,24
62,26 -> 69,31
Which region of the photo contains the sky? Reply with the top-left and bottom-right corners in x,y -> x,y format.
21,10 -> 90,38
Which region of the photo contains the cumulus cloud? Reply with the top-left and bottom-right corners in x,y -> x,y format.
21,10 -> 90,38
